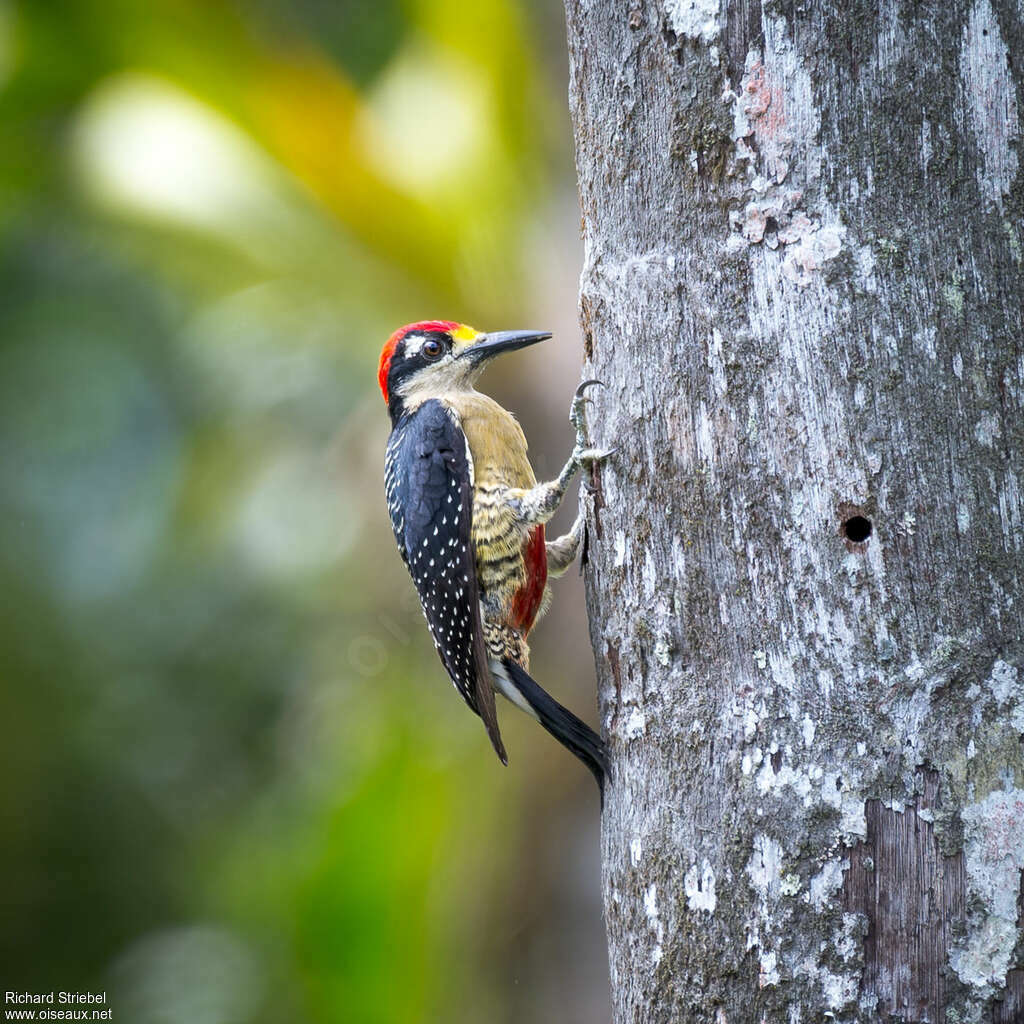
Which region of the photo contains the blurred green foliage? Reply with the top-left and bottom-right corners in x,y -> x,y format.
0,1 -> 607,1022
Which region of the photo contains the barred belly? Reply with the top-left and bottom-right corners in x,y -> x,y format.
472,484 -> 547,668
444,389 -> 548,668
473,483 -> 526,600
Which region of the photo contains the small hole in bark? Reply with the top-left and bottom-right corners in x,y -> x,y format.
843,516 -> 872,543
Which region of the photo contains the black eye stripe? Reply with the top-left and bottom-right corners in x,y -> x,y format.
408,330 -> 450,362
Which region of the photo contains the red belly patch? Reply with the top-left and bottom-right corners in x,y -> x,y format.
509,525 -> 547,635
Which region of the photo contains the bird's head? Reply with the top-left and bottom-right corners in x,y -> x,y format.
377,320 -> 551,420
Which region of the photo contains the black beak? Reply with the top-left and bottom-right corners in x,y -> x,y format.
462,329 -> 551,362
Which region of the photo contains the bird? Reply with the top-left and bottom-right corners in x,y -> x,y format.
378,320 -> 612,797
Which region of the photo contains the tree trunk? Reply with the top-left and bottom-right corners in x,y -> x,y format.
563,0 -> 1024,1021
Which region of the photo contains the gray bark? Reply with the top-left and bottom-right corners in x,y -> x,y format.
563,0 -> 1024,1021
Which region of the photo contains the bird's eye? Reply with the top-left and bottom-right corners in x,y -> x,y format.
422,339 -> 444,360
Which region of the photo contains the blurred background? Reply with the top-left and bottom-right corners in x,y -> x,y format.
0,1 -> 610,1021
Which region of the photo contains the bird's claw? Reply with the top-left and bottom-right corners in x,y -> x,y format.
570,379 -> 605,445
575,378 -> 604,400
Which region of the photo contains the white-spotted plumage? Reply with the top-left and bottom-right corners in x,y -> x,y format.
383,398 -> 505,762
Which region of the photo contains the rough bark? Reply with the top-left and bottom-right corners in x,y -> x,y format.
563,0 -> 1024,1021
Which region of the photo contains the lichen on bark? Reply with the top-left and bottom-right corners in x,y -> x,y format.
563,0 -> 1024,1020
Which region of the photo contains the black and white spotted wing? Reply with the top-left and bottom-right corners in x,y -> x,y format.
384,399 -> 506,763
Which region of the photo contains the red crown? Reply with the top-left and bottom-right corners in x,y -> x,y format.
378,320 -> 462,403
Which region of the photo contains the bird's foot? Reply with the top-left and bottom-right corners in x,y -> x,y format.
572,444 -> 616,477
569,379 -> 604,449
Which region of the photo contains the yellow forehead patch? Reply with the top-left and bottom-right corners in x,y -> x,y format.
452,324 -> 480,342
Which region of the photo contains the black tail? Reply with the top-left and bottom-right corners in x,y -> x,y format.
502,659 -> 609,803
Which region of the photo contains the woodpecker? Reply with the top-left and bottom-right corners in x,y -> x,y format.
378,320 -> 612,796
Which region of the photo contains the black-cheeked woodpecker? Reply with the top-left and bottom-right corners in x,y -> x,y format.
378,321 -> 612,797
